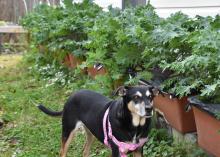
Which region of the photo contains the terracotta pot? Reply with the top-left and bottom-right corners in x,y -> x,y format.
63,54 -> 82,68
37,44 -> 47,53
192,106 -> 220,156
153,94 -> 196,133
87,66 -> 106,78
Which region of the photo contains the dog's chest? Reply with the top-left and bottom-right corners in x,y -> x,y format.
128,129 -> 145,144
132,134 -> 139,143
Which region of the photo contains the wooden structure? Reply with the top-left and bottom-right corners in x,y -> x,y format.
0,26 -> 27,33
0,25 -> 28,52
0,0 -> 60,24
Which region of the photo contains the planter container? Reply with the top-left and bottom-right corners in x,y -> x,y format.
189,97 -> 220,156
153,94 -> 196,133
63,54 -> 82,69
87,64 -> 106,78
37,44 -> 48,53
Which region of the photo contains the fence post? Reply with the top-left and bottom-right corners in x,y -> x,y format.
122,0 -> 146,9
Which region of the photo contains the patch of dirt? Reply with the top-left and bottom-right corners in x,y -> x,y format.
0,54 -> 22,69
0,54 -> 23,79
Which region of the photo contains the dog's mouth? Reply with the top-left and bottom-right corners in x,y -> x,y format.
143,113 -> 153,118
143,108 -> 153,118
136,111 -> 152,118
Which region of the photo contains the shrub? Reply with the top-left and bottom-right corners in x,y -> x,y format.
21,0 -> 102,62
21,1 -> 220,101
160,15 -> 220,102
85,4 -> 161,83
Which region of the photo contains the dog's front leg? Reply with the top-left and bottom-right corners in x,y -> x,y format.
132,147 -> 143,157
110,142 -> 120,157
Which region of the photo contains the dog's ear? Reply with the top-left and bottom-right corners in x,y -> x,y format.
113,86 -> 129,96
150,86 -> 160,96
152,88 -> 160,96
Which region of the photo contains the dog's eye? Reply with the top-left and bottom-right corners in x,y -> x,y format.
133,95 -> 140,99
148,95 -> 152,99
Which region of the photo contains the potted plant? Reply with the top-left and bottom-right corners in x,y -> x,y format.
153,94 -> 196,133
21,1 -> 102,68
141,14 -> 220,134
139,78 -> 196,133
140,13 -> 201,133
63,53 -> 82,69
85,5 -> 159,84
150,68 -> 196,134
188,97 -> 220,156
153,15 -> 220,154
87,63 -> 107,78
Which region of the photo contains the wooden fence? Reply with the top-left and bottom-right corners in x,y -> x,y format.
0,0 -> 60,24
0,0 -> 150,24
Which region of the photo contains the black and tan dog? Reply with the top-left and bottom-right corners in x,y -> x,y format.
38,85 -> 158,157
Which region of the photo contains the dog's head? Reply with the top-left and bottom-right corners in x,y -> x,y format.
114,86 -> 159,118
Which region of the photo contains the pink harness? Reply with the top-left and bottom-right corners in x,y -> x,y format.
103,107 -> 148,157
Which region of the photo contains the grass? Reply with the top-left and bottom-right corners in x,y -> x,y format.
0,53 -> 208,157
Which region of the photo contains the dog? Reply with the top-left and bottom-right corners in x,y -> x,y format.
38,85 -> 158,157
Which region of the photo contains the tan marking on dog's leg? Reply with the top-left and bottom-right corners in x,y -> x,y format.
83,127 -> 95,157
133,150 -> 143,157
60,130 -> 75,157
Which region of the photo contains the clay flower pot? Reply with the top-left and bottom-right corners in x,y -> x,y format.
153,94 -> 196,133
189,97 -> 220,156
63,54 -> 82,69
87,63 -> 106,78
37,44 -> 47,53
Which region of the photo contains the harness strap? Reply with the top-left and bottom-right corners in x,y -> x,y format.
103,107 -> 148,157
103,107 -> 111,147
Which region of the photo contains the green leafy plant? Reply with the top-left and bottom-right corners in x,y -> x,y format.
21,1 -> 220,102
21,0 -> 102,62
85,4 -> 160,84
143,129 -> 207,157
160,15 -> 220,102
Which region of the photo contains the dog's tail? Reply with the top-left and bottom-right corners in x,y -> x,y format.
37,104 -> 63,117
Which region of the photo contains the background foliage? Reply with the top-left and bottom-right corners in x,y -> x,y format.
1,1 -> 217,156
21,1 -> 220,100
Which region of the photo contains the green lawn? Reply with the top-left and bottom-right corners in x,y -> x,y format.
0,54 -> 207,157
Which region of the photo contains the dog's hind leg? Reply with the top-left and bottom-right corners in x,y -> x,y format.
60,120 -> 81,157
83,127 -> 95,157
60,129 -> 75,157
